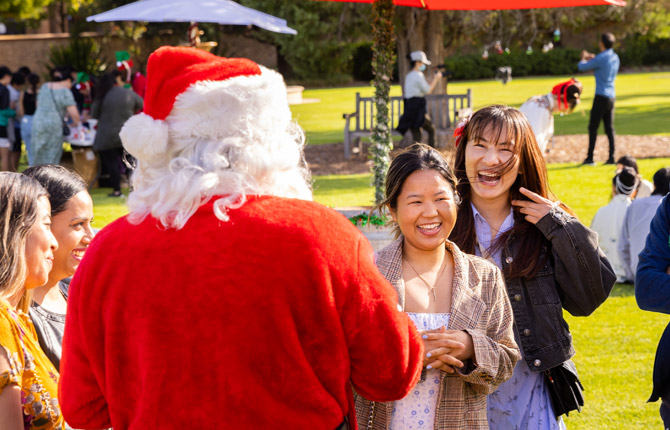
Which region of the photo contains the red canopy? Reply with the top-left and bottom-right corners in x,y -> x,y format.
318,0 -> 626,9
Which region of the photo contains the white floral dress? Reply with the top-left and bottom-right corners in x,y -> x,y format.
390,312 -> 451,430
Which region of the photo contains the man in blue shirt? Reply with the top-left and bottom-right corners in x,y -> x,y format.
577,32 -> 620,165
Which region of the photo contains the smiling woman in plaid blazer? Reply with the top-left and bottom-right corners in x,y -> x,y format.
355,144 -> 520,429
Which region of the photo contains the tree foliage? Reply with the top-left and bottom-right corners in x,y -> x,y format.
438,0 -> 670,55
0,0 -> 93,21
370,0 -> 396,205
46,36 -> 109,76
237,1 -> 373,80
0,0 -> 53,20
9,0 -> 668,82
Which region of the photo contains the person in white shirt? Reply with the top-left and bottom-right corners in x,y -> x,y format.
396,51 -> 442,148
619,167 -> 670,282
591,166 -> 638,282
519,79 -> 583,154
616,155 -> 654,199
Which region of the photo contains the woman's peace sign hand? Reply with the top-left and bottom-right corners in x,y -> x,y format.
511,187 -> 558,225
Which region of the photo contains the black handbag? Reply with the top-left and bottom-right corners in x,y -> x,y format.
544,359 -> 585,418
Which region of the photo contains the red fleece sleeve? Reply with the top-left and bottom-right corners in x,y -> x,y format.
59,256 -> 111,429
341,237 -> 423,402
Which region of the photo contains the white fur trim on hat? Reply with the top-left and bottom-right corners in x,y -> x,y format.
120,113 -> 169,161
166,67 -> 290,145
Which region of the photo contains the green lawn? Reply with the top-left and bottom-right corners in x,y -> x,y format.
89,187 -> 132,230
563,283 -> 668,430
292,72 -> 670,144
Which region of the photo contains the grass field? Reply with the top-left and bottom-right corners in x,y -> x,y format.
563,284 -> 667,429
291,72 -> 670,144
85,72 -> 670,429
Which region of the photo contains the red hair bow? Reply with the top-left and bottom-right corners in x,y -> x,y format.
453,113 -> 472,148
551,78 -> 577,110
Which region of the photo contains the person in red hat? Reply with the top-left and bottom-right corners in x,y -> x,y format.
58,46 -> 424,430
519,78 -> 583,154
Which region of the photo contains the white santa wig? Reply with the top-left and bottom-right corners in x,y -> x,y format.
119,47 -> 311,230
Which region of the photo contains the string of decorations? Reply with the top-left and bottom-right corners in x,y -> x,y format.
370,0 -> 396,205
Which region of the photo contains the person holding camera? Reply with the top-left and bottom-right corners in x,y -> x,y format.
578,32 -> 620,166
396,51 -> 442,148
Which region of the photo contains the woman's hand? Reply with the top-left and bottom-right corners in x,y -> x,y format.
512,187 -> 558,225
67,105 -> 81,127
420,327 -> 474,373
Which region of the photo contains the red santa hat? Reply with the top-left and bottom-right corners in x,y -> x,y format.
120,46 -> 287,162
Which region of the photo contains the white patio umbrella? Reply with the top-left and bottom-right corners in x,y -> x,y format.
86,0 -> 297,35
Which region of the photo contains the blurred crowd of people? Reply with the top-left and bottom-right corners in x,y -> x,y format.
0,51 -> 145,197
590,157 -> 670,283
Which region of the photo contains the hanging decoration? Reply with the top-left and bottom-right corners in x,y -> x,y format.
542,42 -> 554,53
526,45 -> 534,55
553,28 -> 561,43
370,0 -> 396,205
482,49 -> 489,60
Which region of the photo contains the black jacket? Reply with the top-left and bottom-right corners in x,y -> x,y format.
501,206 -> 616,371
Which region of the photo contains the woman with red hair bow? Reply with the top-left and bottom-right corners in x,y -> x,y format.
519,78 -> 583,154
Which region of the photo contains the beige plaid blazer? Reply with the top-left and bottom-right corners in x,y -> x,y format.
355,238 -> 520,430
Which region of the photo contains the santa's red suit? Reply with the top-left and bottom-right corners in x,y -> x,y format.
59,47 -> 423,430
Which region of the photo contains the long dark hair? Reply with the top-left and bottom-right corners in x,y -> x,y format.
563,81 -> 583,112
96,69 -> 123,104
378,143 -> 459,237
27,73 -> 40,94
23,165 -> 87,216
449,104 -> 574,279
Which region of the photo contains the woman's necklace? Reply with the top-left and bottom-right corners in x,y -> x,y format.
404,257 -> 447,301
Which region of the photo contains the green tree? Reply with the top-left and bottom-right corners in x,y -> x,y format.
237,1 -> 373,80
0,0 -> 94,26
1,0 -> 55,20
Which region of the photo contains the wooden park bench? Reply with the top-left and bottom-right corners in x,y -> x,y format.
342,90 -> 472,159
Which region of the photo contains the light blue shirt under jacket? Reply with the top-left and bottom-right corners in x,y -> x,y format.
470,204 -> 566,430
578,48 -> 620,98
